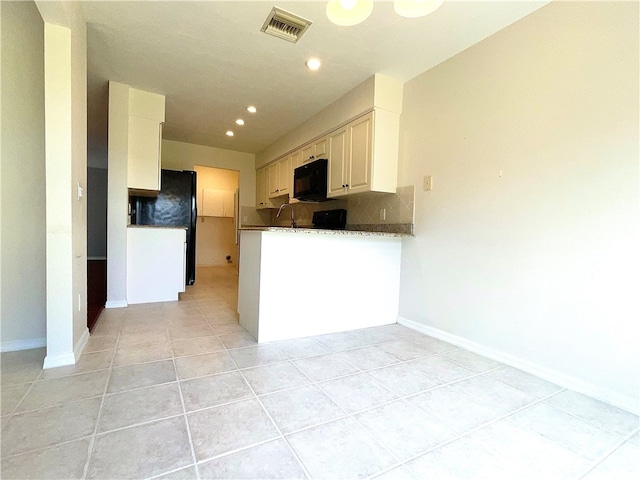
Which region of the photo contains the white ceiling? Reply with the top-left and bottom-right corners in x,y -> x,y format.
83,1 -> 549,155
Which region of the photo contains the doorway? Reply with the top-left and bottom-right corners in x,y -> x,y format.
193,166 -> 240,272
86,151 -> 108,331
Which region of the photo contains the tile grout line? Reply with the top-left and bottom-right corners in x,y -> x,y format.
171,353 -> 201,480
1,331 -> 546,460
538,395 -> 638,439
227,345 -> 314,480
307,369 -> 407,477
280,354 -> 405,479
396,388 -> 571,468
0,434 -> 99,462
3,367 -> 45,422
574,426 -> 640,479
81,318 -> 122,480
6,272 -> 637,480
255,356 -> 565,477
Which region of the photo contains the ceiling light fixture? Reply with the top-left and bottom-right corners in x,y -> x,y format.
326,0 -> 373,26
247,106 -> 257,113
394,0 -> 444,18
306,58 -> 321,71
226,130 -> 234,137
235,119 -> 245,126
325,0 -> 444,25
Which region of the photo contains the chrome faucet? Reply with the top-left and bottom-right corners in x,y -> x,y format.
276,203 -> 296,228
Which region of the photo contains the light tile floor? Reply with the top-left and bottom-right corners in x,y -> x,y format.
1,266 -> 638,479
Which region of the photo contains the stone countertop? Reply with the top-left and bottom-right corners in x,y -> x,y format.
127,225 -> 187,230
239,226 -> 412,238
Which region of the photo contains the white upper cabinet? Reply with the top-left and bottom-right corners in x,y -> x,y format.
128,117 -> 162,192
300,135 -> 328,164
202,189 -> 234,218
127,88 -> 165,192
327,126 -> 348,197
268,162 -> 279,197
268,156 -> 291,198
314,137 -> 328,159
300,143 -> 314,164
256,167 -> 273,209
278,156 -> 291,196
289,150 -> 303,203
345,113 -> 372,195
327,110 -> 398,198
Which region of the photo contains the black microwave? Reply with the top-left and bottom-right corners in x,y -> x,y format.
293,158 -> 329,202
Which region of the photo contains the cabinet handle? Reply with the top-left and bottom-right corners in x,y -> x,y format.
345,184 -> 349,188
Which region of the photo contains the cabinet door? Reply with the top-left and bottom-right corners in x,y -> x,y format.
202,189 -> 224,217
327,127 -> 347,198
278,156 -> 291,195
222,190 -> 235,218
314,136 -> 327,159
127,116 -> 161,191
256,168 -> 268,208
301,144 -> 315,163
347,113 -> 372,194
289,150 -> 303,203
268,163 -> 279,197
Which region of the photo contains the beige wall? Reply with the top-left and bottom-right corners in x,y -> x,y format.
194,166 -> 239,266
37,0 -> 89,366
397,1 -> 639,411
255,75 -> 376,168
162,141 -> 255,269
194,165 -> 239,192
195,218 -> 238,267
0,1 -> 47,350
106,81 -> 129,308
162,139 -> 255,207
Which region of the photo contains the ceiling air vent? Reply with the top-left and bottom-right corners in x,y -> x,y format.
261,7 -> 312,44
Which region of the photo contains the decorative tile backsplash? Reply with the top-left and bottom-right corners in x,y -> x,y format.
242,185 -> 415,233
345,185 -> 414,226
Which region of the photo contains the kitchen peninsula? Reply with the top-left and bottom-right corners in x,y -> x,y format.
237,227 -> 408,343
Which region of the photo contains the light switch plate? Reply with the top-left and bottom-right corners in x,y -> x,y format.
423,175 -> 432,191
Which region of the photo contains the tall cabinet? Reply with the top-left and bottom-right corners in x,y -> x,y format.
127,88 -> 165,194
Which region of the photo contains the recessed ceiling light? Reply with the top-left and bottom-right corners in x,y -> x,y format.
235,119 -> 245,126
247,106 -> 257,113
226,130 -> 234,137
306,58 -> 321,71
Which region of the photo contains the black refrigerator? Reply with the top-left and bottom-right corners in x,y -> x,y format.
132,169 -> 197,285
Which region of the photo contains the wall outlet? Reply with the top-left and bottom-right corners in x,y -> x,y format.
380,208 -> 386,221
242,216 -> 248,223
423,175 -> 433,191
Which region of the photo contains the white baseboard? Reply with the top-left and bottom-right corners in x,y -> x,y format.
398,316 -> 639,415
43,351 -> 75,369
105,300 -> 128,308
73,328 -> 90,361
35,328 -> 90,370
0,337 -> 46,353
